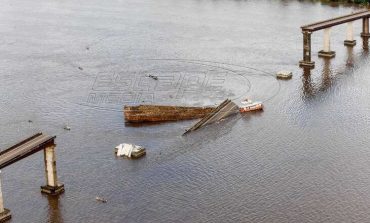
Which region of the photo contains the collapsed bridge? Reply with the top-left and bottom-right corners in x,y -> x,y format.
0,133 -> 64,222
299,10 -> 370,69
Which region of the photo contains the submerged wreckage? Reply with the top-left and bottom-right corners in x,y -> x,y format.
124,105 -> 214,123
123,98 -> 263,134
115,143 -> 146,159
183,99 -> 239,134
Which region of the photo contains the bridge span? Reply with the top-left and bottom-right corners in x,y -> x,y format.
0,133 -> 64,222
299,10 -> 370,69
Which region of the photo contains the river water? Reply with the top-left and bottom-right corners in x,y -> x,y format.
1,0 -> 370,222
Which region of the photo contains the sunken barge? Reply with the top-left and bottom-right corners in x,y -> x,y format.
124,105 -> 215,123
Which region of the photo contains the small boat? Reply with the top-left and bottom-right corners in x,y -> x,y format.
239,98 -> 263,112
276,71 -> 292,79
64,125 -> 71,131
148,74 -> 158,80
115,143 -> 146,159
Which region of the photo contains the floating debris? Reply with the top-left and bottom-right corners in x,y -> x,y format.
28,120 -> 33,123
78,66 -> 83,71
124,105 -> 214,123
63,125 -> 71,131
148,74 -> 158,80
276,71 -> 292,79
239,98 -> 263,112
115,143 -> 146,159
86,46 -> 90,50
95,196 -> 107,203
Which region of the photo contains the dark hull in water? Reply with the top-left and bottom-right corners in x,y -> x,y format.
124,105 -> 215,123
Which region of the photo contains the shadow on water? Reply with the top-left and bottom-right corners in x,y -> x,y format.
302,45 -> 368,99
345,45 -> 355,68
43,194 -> 64,223
301,60 -> 333,99
319,58 -> 334,92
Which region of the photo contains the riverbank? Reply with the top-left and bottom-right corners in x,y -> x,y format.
324,0 -> 370,5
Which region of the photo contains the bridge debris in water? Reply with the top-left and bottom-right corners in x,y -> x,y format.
124,105 -> 214,123
276,71 -> 292,80
115,143 -> 146,159
183,99 -> 239,135
125,98 -> 263,134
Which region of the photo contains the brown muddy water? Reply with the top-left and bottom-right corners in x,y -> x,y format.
1,0 -> 370,222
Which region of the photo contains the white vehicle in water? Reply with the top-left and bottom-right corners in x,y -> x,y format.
115,143 -> 146,159
239,98 -> 263,113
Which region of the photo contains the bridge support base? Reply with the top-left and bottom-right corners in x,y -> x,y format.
42,145 -> 64,196
344,22 -> 356,47
41,184 -> 65,196
0,171 -> 10,223
344,40 -> 356,46
0,209 -> 11,223
318,50 -> 336,58
299,60 -> 315,69
318,28 -> 335,58
300,31 -> 315,69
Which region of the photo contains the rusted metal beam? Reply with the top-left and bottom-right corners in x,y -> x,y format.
124,105 -> 215,123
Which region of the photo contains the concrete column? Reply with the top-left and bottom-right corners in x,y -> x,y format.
45,145 -> 57,187
319,28 -> 336,58
347,22 -> 354,41
299,31 -> 315,69
41,145 -> 64,195
363,17 -> 369,34
0,173 -> 4,214
361,17 -> 370,50
0,171 -> 11,222
344,22 -> 356,46
323,28 -> 331,52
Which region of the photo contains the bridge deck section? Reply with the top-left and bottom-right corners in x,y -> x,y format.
302,10 -> 370,32
0,133 -> 55,169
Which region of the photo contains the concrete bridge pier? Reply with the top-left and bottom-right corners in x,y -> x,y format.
41,144 -> 64,196
361,17 -> 370,50
299,31 -> 315,69
0,172 -> 11,222
344,22 -> 356,46
319,28 -> 335,58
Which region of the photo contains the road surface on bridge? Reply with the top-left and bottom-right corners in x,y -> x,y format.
0,134 -> 55,169
302,10 -> 370,32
